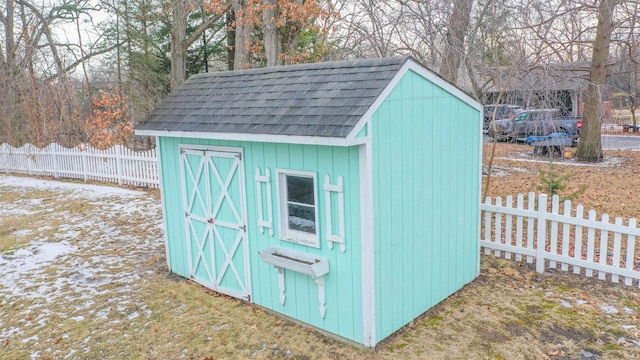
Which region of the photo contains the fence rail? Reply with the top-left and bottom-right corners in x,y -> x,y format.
481,193 -> 640,287
0,143 -> 159,188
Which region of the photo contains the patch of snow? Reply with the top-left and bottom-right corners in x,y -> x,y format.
498,153 -> 625,167
95,309 -> 110,320
0,242 -> 73,296
11,229 -> 34,237
0,174 -> 165,353
0,175 -> 144,198
575,300 -> 588,305
21,334 -> 39,343
559,300 -> 572,308
600,305 -> 619,314
624,306 -> 635,314
1,326 -> 24,340
622,325 -> 637,330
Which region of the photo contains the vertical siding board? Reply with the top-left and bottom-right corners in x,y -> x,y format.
243,142 -> 262,304
330,147 -> 355,339
260,142 -> 280,311
286,143 -> 306,322
400,78 -> 415,325
317,146 -> 337,330
412,82 -> 425,317
373,99 -> 394,338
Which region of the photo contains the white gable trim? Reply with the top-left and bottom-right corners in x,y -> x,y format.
135,129 -> 369,147
346,58 -> 482,141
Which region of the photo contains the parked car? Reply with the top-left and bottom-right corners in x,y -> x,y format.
483,104 -> 523,130
487,109 -> 582,145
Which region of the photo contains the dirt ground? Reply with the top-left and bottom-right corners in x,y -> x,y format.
1,144 -> 640,359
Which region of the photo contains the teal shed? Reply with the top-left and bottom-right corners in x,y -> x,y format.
135,56 -> 482,347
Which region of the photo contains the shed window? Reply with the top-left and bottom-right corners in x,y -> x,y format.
277,170 -> 319,247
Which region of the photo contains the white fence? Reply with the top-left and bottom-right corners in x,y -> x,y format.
0,143 -> 159,188
481,193 -> 640,287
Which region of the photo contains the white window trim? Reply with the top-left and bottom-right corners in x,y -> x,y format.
276,169 -> 320,248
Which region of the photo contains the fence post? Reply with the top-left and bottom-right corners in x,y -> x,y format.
52,147 -> 58,178
81,146 -> 88,182
115,145 -> 123,185
536,194 -> 548,273
26,144 -> 32,176
1,143 -> 6,173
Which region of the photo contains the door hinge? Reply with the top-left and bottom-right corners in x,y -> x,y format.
235,152 -> 242,160
239,224 -> 246,232
185,211 -> 189,218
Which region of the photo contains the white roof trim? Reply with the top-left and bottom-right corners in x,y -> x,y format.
346,58 -> 482,141
135,129 -> 367,147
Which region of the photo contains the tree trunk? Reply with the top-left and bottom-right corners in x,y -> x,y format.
263,0 -> 279,67
439,0 -> 473,84
576,0 -> 616,161
170,0 -> 187,90
227,10 -> 235,70
231,0 -> 251,69
3,0 -> 16,72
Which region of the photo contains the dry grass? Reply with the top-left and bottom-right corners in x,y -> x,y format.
483,143 -> 640,220
1,146 -> 640,360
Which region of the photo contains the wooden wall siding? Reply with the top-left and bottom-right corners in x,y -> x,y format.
158,137 -> 364,343
371,70 -> 481,341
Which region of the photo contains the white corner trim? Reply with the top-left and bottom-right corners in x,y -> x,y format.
359,141 -> 376,347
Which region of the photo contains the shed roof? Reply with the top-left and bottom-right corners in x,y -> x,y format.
136,57 -> 411,138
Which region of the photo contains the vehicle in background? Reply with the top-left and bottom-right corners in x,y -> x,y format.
487,109 -> 582,145
483,104 -> 523,130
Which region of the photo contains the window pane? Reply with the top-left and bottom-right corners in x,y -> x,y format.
287,175 -> 315,205
288,203 -> 316,233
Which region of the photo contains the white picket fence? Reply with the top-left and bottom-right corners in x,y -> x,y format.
481,193 -> 640,287
0,143 -> 159,188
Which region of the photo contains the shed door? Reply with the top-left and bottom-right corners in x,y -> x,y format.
180,147 -> 250,301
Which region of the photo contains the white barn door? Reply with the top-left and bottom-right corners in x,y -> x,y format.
180,146 -> 250,301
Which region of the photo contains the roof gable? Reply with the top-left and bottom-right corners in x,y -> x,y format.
136,57 -> 410,138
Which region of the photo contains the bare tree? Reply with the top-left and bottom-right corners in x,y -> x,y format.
576,0 -> 617,161
169,0 -> 229,88
439,0 -> 473,84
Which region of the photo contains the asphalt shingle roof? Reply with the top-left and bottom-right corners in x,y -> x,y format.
136,56 -> 410,138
